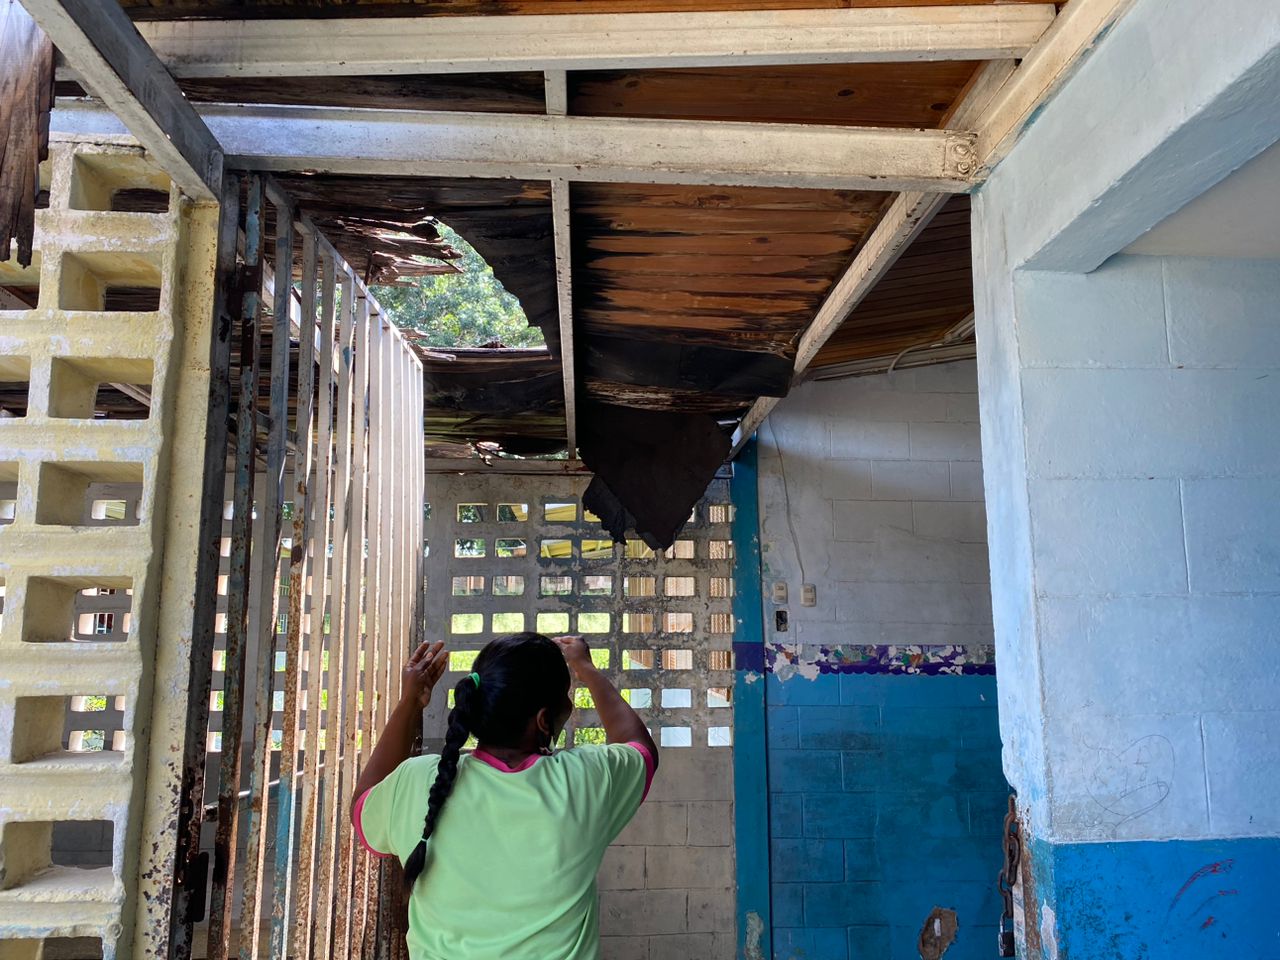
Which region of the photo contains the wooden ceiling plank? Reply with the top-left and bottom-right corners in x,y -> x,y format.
53,99 -> 977,192
132,6 -> 1056,78
729,59 -> 1013,455
26,0 -> 221,200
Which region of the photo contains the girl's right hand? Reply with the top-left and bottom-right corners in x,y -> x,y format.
554,635 -> 595,681
402,640 -> 447,707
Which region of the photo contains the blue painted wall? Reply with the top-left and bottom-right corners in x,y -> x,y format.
768,673 -> 1008,960
1027,837 -> 1280,960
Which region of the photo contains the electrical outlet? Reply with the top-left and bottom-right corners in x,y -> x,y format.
771,581 -> 788,605
774,609 -> 789,633
801,583 -> 817,607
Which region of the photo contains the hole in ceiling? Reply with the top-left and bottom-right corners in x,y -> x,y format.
372,222 -> 544,349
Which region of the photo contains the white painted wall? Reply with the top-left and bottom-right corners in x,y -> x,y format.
758,362 -> 993,666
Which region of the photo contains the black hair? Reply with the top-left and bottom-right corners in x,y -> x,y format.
403,632 -> 571,889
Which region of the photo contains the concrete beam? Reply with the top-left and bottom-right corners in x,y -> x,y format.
129,5 -> 1056,78
51,101 -> 977,193
21,0 -> 222,201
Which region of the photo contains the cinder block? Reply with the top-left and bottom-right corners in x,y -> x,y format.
802,794 -> 877,839
949,461 -> 986,501
645,846 -> 733,889
1165,256 -> 1280,367
773,882 -> 805,926
829,421 -> 909,460
842,389 -> 951,423
835,581 -> 991,626
802,880 -> 884,926
616,802 -> 689,847
843,840 -> 878,881
600,936 -> 649,960
599,846 -> 646,890
1028,478 -> 1187,596
797,706 -> 881,751
770,794 -> 804,838
874,793 -> 969,838
1014,256 -> 1169,366
768,707 -> 799,750
821,458 -> 873,500
1203,710 -> 1280,835
945,393 -> 981,423
870,459 -> 951,501
828,536 -> 989,585
767,673 -> 840,706
648,934 -> 715,960
913,501 -> 987,543
847,924 -> 892,959
644,750 -> 732,803
771,839 -> 843,883
894,360 -> 979,394
832,500 -> 913,542
1182,478 -> 1280,593
774,927 -> 849,960
908,422 -> 982,462
687,802 -> 733,847
687,888 -> 735,933
1022,367 -> 1280,479
771,750 -> 843,792
599,890 -> 688,936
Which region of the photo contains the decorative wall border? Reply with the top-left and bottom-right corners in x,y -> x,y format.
767,642 -> 996,677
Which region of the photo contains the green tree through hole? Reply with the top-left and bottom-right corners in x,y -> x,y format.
372,223 -> 544,348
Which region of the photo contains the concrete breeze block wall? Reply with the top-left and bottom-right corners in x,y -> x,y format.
758,364 -> 1008,960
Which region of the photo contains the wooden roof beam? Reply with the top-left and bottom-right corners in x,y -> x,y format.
23,0 -> 221,201
545,71 -> 577,457
51,101 -> 978,193
128,6 -> 1057,79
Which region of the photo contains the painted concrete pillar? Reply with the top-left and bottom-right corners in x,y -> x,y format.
970,0 -> 1280,956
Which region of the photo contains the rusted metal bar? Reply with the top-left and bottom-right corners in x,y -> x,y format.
269,222 -> 319,958
294,242 -> 338,960
333,293 -> 371,959
316,266 -> 357,955
238,194 -> 295,960
167,173 -> 240,960
208,174 -> 264,960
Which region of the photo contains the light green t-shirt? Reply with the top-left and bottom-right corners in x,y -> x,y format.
355,743 -> 652,960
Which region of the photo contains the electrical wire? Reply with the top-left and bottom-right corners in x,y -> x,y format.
766,417 -> 807,587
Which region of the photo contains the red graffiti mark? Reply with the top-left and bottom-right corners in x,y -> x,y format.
1171,860 -> 1235,908
1201,916 -> 1216,930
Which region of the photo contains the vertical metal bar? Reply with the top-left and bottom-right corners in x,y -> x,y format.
208,175 -> 263,960
270,223 -> 319,958
168,174 -> 240,960
730,438 -> 772,960
316,267 -> 357,956
238,199 -> 296,960
385,331 -> 403,727
294,246 -> 337,960
334,292 -> 371,959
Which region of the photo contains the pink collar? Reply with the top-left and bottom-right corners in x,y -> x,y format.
471,748 -> 542,773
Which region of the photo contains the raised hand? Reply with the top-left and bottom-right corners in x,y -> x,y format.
402,640 -> 448,707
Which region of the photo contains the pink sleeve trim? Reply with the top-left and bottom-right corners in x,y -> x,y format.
352,788 -> 393,859
625,741 -> 657,802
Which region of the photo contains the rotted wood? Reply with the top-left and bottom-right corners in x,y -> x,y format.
0,0 -> 55,266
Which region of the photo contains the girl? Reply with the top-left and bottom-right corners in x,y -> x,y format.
351,633 -> 659,960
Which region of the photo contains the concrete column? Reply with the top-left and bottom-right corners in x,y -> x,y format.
971,0 -> 1280,955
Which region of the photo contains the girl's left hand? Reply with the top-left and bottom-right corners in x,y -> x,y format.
402,641 -> 447,707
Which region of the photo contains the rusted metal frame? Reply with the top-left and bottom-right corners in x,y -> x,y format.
167,174 -> 241,960
208,174 -> 264,960
315,265 -> 357,956
293,243 -> 338,960
269,220 -> 319,958
237,192 -> 296,960
356,307 -> 385,955
334,292 -> 372,958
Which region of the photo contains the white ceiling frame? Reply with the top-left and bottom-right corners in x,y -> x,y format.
127,5 -> 1056,78
729,61 -> 1014,457
23,0 -> 222,201
51,101 -> 979,193
545,72 -> 577,457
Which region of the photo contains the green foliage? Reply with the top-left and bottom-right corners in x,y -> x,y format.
371,224 -> 544,348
